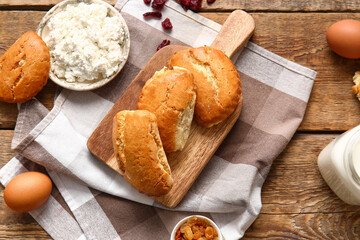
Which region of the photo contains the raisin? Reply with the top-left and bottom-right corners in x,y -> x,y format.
143,11 -> 162,19
207,0 -> 216,3
157,40 -> 170,51
144,0 -> 151,4
162,18 -> 173,30
152,0 -> 167,10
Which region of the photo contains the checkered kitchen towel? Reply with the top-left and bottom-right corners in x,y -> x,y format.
0,0 -> 316,239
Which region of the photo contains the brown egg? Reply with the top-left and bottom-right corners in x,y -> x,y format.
4,171 -> 52,212
326,20 -> 360,59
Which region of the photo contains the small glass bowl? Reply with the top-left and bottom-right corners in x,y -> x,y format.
37,0 -> 130,91
170,215 -> 223,240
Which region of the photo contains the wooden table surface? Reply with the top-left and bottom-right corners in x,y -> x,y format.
1,0 -> 360,239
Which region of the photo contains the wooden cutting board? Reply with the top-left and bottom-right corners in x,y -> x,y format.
87,10 -> 255,208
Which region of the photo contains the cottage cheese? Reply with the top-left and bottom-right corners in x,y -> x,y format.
44,2 -> 126,83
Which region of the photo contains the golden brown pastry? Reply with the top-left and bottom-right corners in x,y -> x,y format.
168,46 -> 241,128
112,110 -> 173,197
0,31 -> 50,103
352,71 -> 360,101
137,66 -> 196,152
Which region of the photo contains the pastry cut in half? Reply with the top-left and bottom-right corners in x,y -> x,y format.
137,66 -> 196,152
112,110 -> 173,197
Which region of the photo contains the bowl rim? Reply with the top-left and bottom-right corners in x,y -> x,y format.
170,215 -> 223,240
37,0 -> 130,91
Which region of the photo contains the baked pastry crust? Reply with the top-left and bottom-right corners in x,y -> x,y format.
112,110 -> 173,197
0,31 -> 50,103
168,46 -> 241,127
137,66 -> 196,152
352,71 -> 360,101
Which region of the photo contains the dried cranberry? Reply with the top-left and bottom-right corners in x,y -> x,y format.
144,0 -> 151,4
207,0 -> 216,3
179,0 -> 190,11
189,0 -> 202,11
143,11 -> 162,19
157,40 -> 170,51
161,18 -> 173,30
180,0 -> 191,6
179,0 -> 201,11
152,0 -> 167,10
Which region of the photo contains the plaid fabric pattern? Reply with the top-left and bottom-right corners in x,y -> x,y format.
0,1 -> 316,239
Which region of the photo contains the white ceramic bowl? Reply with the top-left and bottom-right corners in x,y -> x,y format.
170,215 -> 223,240
37,0 -> 130,91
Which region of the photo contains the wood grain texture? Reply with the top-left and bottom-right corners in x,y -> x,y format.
243,212 -> 360,239
202,12 -> 360,132
0,189 -> 51,239
244,133 -> 360,239
262,134 -> 360,214
1,5 -> 360,239
88,44 -> 244,207
200,0 -> 360,12
250,12 -> 360,132
0,11 -> 56,128
0,11 -> 44,128
0,131 -> 50,239
88,11 -> 253,207
0,0 -> 115,8
210,10 -> 255,58
2,131 -> 360,238
1,0 -> 360,12
0,131 -> 15,168
2,11 -> 360,130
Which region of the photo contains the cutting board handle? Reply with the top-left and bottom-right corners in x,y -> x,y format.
210,10 -> 255,58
